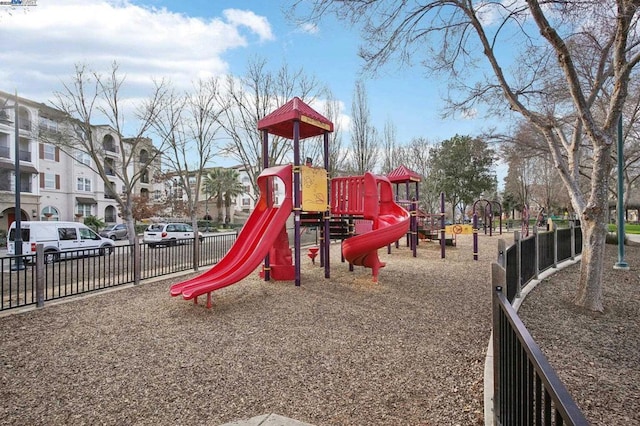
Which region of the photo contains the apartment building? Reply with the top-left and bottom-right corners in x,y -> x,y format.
0,90 -> 161,232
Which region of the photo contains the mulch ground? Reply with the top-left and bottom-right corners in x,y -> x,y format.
517,242 -> 640,426
0,234 -> 637,425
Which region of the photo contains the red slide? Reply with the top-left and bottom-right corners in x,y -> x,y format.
342,172 -> 410,281
170,165 -> 292,301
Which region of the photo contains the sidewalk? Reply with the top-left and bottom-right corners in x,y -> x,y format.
220,413 -> 313,426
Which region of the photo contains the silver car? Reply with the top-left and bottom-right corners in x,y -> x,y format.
100,223 -> 129,241
143,223 -> 204,248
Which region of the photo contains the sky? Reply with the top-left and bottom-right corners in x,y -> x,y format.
0,0 -> 508,178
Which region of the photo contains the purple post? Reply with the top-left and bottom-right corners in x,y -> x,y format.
411,198 -> 417,257
323,131 -> 331,279
262,130 -> 271,281
293,121 -> 301,286
473,212 -> 478,261
440,192 -> 445,259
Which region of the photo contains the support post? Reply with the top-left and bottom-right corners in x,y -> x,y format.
293,121 -> 301,286
614,113 -> 629,270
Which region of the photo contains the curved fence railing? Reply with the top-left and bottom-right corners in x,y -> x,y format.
491,222 -> 588,425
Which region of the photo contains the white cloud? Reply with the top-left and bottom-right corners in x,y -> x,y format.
0,0 -> 273,102
298,22 -> 319,35
223,8 -> 274,42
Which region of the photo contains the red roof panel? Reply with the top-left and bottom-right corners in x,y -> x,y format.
257,97 -> 334,139
387,165 -> 422,183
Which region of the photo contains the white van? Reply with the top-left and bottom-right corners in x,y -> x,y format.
7,221 -> 115,263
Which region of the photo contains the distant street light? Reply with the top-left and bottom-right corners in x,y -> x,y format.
614,114 -> 629,270
1,92 -> 25,270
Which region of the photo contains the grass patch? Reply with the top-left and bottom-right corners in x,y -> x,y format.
608,223 -> 640,234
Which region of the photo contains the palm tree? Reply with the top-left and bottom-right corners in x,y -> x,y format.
202,168 -> 225,223
220,169 -> 245,225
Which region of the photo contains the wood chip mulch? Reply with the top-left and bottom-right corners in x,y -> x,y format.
1,233 -> 636,425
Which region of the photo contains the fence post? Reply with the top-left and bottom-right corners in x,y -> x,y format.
491,281 -> 505,425
35,243 -> 44,308
497,239 -> 506,268
193,237 -> 199,272
514,230 -> 522,298
133,238 -> 141,285
570,220 -> 576,261
553,223 -> 559,268
534,226 -> 540,280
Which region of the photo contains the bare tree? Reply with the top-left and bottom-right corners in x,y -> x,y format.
349,80 -> 379,174
44,62 -> 168,244
150,78 -> 227,268
213,56 -> 325,198
403,137 -> 437,212
319,88 -> 348,177
379,119 -> 400,174
292,1 -> 640,311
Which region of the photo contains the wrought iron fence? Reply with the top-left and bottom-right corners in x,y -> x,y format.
0,232 -> 237,312
492,286 -> 588,425
502,223 -> 582,303
491,222 -> 588,425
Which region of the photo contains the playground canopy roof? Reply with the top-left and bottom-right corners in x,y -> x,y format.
257,97 -> 334,139
387,165 -> 422,183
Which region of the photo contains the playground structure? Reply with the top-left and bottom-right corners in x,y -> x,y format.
170,97 -> 410,307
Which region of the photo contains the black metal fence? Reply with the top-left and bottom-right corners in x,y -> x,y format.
501,222 -> 582,303
492,287 -> 589,425
0,232 -> 237,312
491,223 -> 588,425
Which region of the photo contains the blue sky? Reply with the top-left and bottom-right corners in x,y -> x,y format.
0,0 -> 507,175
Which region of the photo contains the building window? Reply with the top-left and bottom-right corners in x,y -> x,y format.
77,203 -> 92,217
76,151 -> 91,166
139,149 -> 149,163
77,177 -> 91,192
105,181 -> 117,199
0,134 -> 10,158
41,206 -> 60,221
0,170 -> 10,191
105,158 -> 115,176
141,169 -> 149,184
19,174 -> 32,193
43,173 -> 56,189
39,116 -> 58,133
103,134 -> 118,153
104,206 -> 117,223
43,144 -> 56,161
154,189 -> 161,200
242,198 -> 251,207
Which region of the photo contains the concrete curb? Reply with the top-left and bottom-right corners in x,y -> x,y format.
483,254 -> 582,425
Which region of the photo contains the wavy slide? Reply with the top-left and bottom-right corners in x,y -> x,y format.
342,173 -> 410,281
170,165 -> 293,301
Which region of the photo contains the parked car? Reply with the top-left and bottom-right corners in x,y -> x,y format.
7,221 -> 115,263
143,223 -> 204,248
99,223 -> 128,240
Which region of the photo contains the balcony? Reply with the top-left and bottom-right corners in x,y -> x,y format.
18,119 -> 31,132
104,144 -> 119,154
18,150 -> 31,162
0,146 -> 9,159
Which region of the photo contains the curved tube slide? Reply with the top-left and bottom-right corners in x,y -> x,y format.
342,172 -> 410,281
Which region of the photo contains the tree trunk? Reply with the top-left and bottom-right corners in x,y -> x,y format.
574,143 -> 610,312
575,215 -> 607,312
